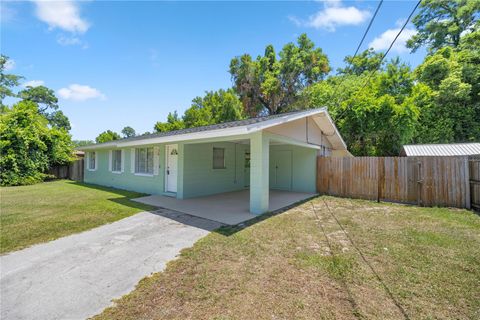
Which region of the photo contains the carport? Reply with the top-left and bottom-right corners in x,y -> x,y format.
80,108 -> 350,218
133,189 -> 317,225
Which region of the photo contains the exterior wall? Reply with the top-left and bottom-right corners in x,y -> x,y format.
265,117 -> 326,146
269,144 -> 317,193
181,142 -> 249,198
84,146 -> 165,195
83,138 -> 316,198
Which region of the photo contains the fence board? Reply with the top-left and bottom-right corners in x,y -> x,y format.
48,159 -> 84,182
317,156 -> 470,209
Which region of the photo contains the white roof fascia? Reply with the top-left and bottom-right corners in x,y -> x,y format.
79,108 -> 331,150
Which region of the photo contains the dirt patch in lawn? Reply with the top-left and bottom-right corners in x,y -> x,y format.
94,196 -> 480,320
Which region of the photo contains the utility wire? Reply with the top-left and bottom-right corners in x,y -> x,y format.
331,0 -> 384,99
335,0 -> 422,120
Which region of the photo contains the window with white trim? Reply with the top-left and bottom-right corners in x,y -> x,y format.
213,147 -> 225,169
112,150 -> 122,172
88,152 -> 96,170
135,147 -> 154,174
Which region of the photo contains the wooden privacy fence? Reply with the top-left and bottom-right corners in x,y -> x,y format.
317,156 -> 473,209
48,159 -> 84,182
470,158 -> 480,211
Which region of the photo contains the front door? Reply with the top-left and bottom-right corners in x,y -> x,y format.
273,150 -> 292,190
165,144 -> 178,193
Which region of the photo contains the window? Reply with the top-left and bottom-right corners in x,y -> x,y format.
88,152 -> 96,170
112,150 -> 122,172
213,147 -> 225,169
135,147 -> 154,174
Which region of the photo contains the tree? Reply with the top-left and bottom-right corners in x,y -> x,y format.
154,111 -> 185,133
229,33 -> 330,116
183,89 -> 244,128
18,85 -> 58,113
95,130 -> 121,143
121,126 -> 136,138
337,49 -> 384,76
413,42 -> 480,143
0,55 -> 23,110
73,140 -> 94,147
0,101 -> 74,186
407,0 -> 480,52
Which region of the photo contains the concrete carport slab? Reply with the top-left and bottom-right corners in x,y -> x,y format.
133,190 -> 317,225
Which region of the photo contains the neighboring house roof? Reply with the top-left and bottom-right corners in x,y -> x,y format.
400,143 -> 480,156
79,108 -> 348,151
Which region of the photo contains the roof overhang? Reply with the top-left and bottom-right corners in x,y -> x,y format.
78,108 -> 348,152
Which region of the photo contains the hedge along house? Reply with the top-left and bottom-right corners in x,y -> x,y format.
79,108 -> 350,224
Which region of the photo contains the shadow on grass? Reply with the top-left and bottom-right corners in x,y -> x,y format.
65,181 -> 156,212
64,180 -> 318,234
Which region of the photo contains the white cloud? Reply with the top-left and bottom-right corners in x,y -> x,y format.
369,28 -> 417,53
32,0 -> 89,33
57,34 -> 82,46
4,59 -> 15,70
291,0 -> 371,32
58,84 -> 106,101
24,80 -> 45,87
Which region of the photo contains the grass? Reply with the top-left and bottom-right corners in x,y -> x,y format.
0,180 -> 154,254
95,196 -> 480,320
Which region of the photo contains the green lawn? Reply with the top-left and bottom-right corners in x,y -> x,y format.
95,196 -> 480,320
0,180 -> 154,254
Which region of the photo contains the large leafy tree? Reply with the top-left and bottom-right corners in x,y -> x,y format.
0,101 -> 74,186
121,126 -> 136,138
407,0 -> 480,52
230,34 -> 330,116
412,35 -> 480,143
183,89 -> 244,128
95,130 -> 121,143
337,49 -> 384,76
154,111 -> 185,133
0,55 -> 23,111
302,56 -> 418,156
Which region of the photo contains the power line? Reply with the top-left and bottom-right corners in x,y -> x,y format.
335,0 -> 422,120
331,0 -> 384,100
353,0 -> 384,58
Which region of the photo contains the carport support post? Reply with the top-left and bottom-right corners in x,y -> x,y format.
250,131 -> 269,214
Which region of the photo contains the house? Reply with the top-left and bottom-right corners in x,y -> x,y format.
400,143 -> 480,157
78,108 -> 350,218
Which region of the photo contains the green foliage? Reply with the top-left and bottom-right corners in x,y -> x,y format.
407,0 -> 480,52
413,40 -> 480,143
0,55 -> 23,109
95,130 -> 121,143
154,111 -> 185,133
230,33 -> 330,116
337,49 -> 384,76
18,85 -> 58,113
0,101 -> 74,186
121,126 -> 136,138
183,89 -> 244,128
73,140 -> 95,147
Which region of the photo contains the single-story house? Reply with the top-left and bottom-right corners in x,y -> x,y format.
400,143 -> 480,157
78,108 -> 350,218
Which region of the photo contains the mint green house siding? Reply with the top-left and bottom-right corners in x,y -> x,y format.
84,146 -> 166,195
182,142 -> 249,198
79,109 -> 350,215
269,145 -> 317,193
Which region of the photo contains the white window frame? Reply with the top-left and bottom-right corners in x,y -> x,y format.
109,150 -> 123,174
87,151 -> 97,171
213,147 -> 226,169
134,147 -> 154,176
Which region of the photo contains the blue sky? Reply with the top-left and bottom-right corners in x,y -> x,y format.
2,0 -> 425,140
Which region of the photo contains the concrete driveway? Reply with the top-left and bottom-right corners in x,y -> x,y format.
0,209 -> 222,320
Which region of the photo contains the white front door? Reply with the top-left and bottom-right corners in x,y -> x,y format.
165,144 -> 178,193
